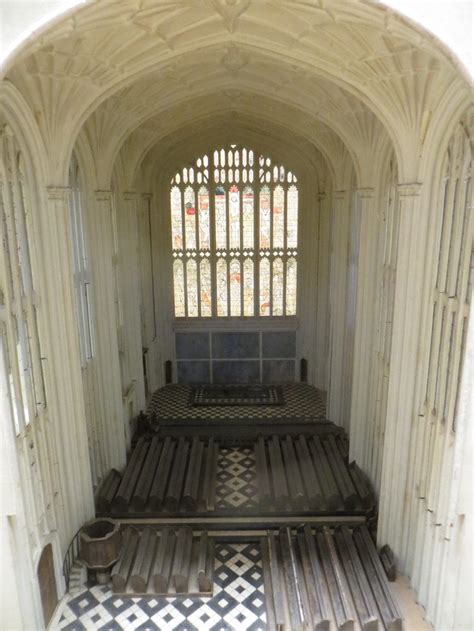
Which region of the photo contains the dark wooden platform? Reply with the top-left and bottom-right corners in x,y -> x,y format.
111,526 -> 214,597
96,431 -> 375,522
262,525 -> 402,631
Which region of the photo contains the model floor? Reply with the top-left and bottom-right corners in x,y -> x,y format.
58,542 -> 266,630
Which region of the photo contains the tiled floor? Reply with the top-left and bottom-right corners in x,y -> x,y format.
215,447 -> 258,510
57,543 -> 267,630
147,383 -> 326,425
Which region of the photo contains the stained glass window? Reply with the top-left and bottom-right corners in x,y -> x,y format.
170,146 -> 298,317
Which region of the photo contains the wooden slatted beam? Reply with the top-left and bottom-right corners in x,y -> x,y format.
152,527 -> 176,593
132,437 -> 163,511
149,437 -> 175,510
130,527 -> 157,593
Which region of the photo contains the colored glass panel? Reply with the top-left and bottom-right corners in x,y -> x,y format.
286,257 -> 297,315
170,186 -> 183,250
216,258 -> 228,316
273,185 -> 284,249
186,259 -> 198,317
184,186 -> 196,250
243,186 -> 254,249
198,186 -> 210,250
287,185 -> 298,248
215,186 -> 227,249
229,185 -> 240,249
260,257 -> 270,316
243,258 -> 254,316
230,258 -> 241,316
173,259 -> 185,317
259,185 -> 271,249
200,258 -> 212,316
273,258 -> 284,316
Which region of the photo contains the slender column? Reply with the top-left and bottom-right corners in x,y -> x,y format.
378,182 -> 425,558
349,188 -> 377,470
120,191 -> 146,416
298,184 -> 319,386
327,190 -> 350,429
44,186 -> 94,538
92,190 -> 127,470
315,192 -> 330,389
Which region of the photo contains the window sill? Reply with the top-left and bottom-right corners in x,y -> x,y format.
173,316 -> 298,331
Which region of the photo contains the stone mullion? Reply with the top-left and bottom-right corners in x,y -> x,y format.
44,186 -> 95,544
93,190 -> 127,471
377,182 -> 427,564
315,191 -> 330,389
122,191 -> 146,413
349,187 -> 377,472
327,190 -> 350,429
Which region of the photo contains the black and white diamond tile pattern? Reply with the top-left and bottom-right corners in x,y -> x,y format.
216,448 -> 258,510
58,543 -> 266,630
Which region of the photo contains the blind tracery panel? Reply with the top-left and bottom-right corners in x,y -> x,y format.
170,146 -> 298,318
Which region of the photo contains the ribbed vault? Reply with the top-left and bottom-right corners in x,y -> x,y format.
3,0 -> 471,185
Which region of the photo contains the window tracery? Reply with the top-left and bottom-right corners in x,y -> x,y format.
170,145 -> 298,318
0,126 -> 47,435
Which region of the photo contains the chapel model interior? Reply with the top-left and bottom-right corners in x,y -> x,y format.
0,2 -> 472,630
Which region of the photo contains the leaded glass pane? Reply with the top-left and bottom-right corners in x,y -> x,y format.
216,258 -> 228,316
243,186 -> 254,249
186,259 -> 198,317
286,257 -> 297,315
259,185 -> 271,249
273,258 -> 284,316
198,186 -> 210,250
260,257 -> 270,316
173,259 -> 185,317
229,185 -> 240,249
215,186 -> 227,249
184,186 -> 196,250
200,258 -> 212,316
230,258 -> 241,316
170,186 -> 183,250
273,185 -> 285,249
287,185 -> 298,248
243,258 -> 254,316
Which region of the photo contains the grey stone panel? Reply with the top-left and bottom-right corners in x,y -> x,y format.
211,332 -> 260,359
262,359 -> 296,383
176,332 -> 210,359
262,331 -> 296,358
177,360 -> 210,384
212,360 -> 260,383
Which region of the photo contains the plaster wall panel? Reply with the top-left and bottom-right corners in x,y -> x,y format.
262,331 -> 296,358
262,359 -> 296,383
212,332 -> 260,359
212,360 -> 260,384
176,332 -> 210,359
177,360 -> 210,384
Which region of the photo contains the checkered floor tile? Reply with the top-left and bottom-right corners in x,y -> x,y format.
147,383 -> 326,425
58,543 -> 266,630
216,448 -> 258,510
